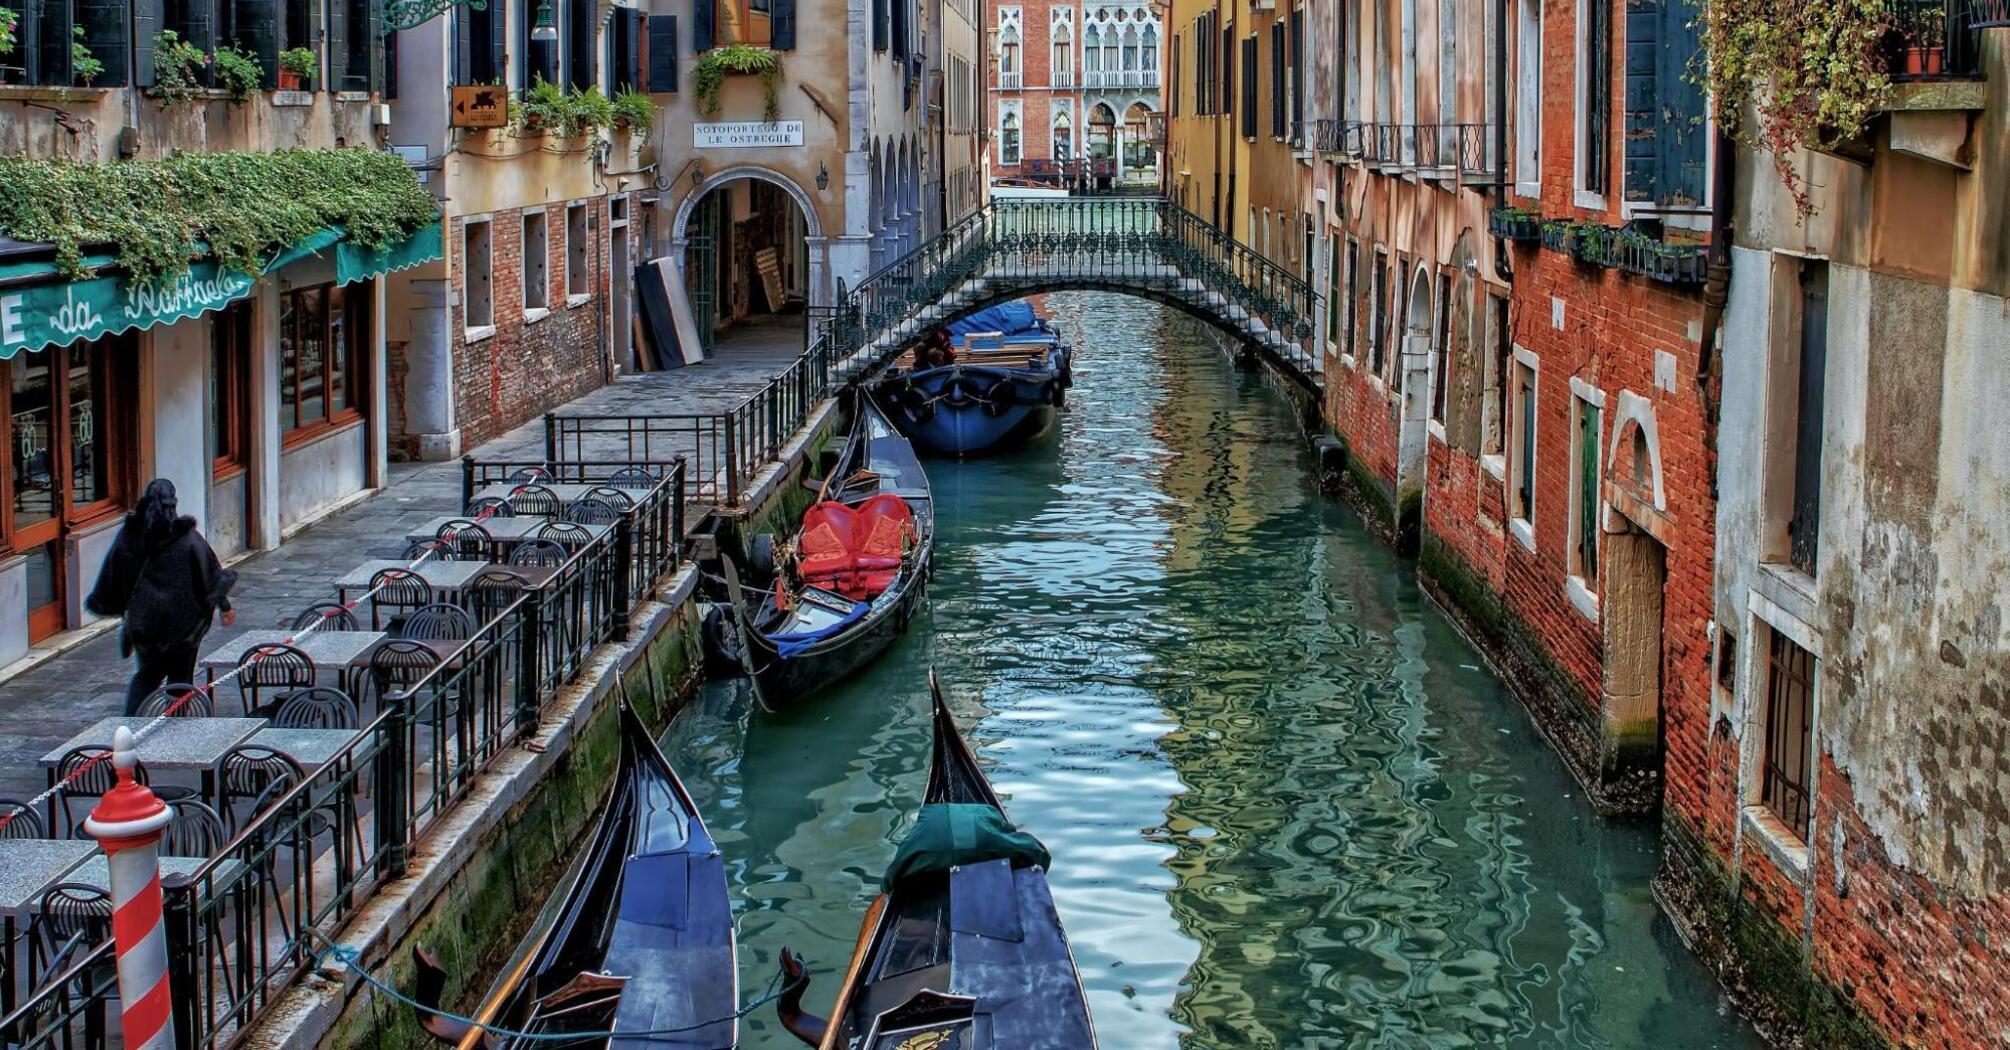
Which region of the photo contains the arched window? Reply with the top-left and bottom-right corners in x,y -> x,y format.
1001,110 -> 1022,163
1142,25 -> 1158,72
1122,25 -> 1139,72
1083,25 -> 1101,72
1088,102 -> 1116,159
1052,31 -> 1071,75
1124,102 -> 1151,168
1052,111 -> 1072,159
999,24 -> 1019,73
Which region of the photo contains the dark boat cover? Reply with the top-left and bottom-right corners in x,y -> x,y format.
882,803 -> 1052,889
945,302 -> 1045,340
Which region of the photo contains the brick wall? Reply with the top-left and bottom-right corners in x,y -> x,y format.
443,198 -> 612,451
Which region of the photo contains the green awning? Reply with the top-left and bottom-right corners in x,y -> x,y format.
0,222 -> 442,360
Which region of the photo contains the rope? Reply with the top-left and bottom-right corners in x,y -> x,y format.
312,936 -> 791,1043
0,475 -> 549,834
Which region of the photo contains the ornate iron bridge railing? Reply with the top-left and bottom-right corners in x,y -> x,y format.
551,197 -> 1325,506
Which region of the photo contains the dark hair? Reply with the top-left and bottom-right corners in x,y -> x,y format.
136,478 -> 179,544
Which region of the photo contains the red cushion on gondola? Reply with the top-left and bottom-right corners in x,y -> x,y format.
792,497 -> 913,600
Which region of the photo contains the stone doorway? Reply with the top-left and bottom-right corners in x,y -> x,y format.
1600,521 -> 1668,807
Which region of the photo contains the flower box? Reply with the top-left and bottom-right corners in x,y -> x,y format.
1540,221 -> 1572,254
1488,207 -> 1542,243
1566,223 -> 1615,268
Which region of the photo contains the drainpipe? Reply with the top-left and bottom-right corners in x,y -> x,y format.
1694,126 -> 1735,496
1490,0 -> 1512,283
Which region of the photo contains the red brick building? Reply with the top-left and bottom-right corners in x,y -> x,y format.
988,0 -> 1162,187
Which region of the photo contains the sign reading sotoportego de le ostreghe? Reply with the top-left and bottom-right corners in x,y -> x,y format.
693,121 -> 807,149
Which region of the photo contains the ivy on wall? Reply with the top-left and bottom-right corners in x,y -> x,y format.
694,45 -> 782,121
0,148 -> 438,283
1700,0 -> 1892,214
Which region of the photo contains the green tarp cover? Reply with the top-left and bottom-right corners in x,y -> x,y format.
883,803 -> 1052,890
0,222 -> 442,359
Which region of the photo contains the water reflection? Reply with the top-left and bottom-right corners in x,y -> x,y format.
658,293 -> 1759,1049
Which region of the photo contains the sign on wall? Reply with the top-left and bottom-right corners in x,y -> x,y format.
451,85 -> 509,128
693,121 -> 806,148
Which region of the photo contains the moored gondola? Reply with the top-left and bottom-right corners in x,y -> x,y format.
872,302 -> 1073,457
413,703 -> 737,1050
773,672 -> 1098,1049
721,397 -> 934,709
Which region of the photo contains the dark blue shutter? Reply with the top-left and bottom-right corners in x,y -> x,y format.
132,0 -> 164,85
386,27 -> 399,96
329,0 -> 351,91
234,0 -> 279,88
1622,0 -> 1658,202
770,0 -> 793,49
1657,0 -> 1707,206
565,0 -> 593,90
366,0 -> 383,92
692,0 -> 712,51
77,0 -> 128,85
647,12 -> 678,90
1289,6 -> 1303,127
871,0 -> 885,51
490,0 -> 508,84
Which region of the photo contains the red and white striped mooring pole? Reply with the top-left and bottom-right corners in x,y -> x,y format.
84,727 -> 177,1050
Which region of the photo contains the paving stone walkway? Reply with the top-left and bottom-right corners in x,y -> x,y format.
0,321 -> 807,801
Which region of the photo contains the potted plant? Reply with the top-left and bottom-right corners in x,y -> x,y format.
515,77 -> 568,134
70,26 -> 103,86
612,88 -> 656,131
1539,220 -> 1572,254
213,44 -> 262,102
1488,206 -> 1542,243
278,46 -> 316,90
148,30 -> 207,104
692,44 -> 782,121
1567,222 -> 1614,268
568,84 -> 614,134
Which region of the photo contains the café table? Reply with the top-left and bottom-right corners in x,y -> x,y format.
0,838 -> 97,1010
333,560 -> 491,608
467,482 -> 655,506
405,517 -> 611,552
248,727 -> 363,770
40,717 -> 265,822
198,629 -> 389,700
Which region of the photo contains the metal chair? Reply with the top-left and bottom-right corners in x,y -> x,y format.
564,497 -> 623,525
607,466 -> 659,488
367,640 -> 442,705
467,569 -> 532,625
31,883 -> 111,982
402,603 -> 474,642
272,686 -> 359,730
537,521 -> 596,546
213,745 -> 305,833
162,800 -> 228,859
507,465 -> 554,484
508,484 -> 564,519
234,642 -> 317,718
507,539 -> 570,567
583,485 -> 636,510
369,568 -> 435,631
292,600 -> 360,632
465,496 -> 515,518
434,519 -> 493,562
0,797 -> 46,839
54,746 -> 144,835
134,682 -> 212,718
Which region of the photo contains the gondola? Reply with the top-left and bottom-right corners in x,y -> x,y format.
872,302 -> 1073,457
773,672 -> 1099,1049
721,397 -> 934,709
413,703 -> 737,1050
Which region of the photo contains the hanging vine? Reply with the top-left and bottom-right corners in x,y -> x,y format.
1700,0 -> 1892,214
0,148 -> 439,283
693,45 -> 782,121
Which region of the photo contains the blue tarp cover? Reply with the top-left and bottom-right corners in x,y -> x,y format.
765,599 -> 869,658
947,302 -> 1044,339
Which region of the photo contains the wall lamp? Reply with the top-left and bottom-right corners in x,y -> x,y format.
816,164 -> 829,190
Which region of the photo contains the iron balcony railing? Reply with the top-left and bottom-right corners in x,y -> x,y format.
1885,0 -> 1986,79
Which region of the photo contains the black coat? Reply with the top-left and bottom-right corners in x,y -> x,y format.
86,515 -> 237,657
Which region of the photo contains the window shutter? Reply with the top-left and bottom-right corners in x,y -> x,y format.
132,0 -> 163,85
770,0 -> 795,49
490,0 -> 509,84
565,0 -> 594,90
1240,36 -> 1255,138
1622,0 -> 1658,202
647,12 -> 679,89
453,4 -> 472,82
872,0 -> 885,51
234,0 -> 280,88
77,0 -> 129,85
1289,6 -> 1303,127
329,0 -> 350,92
386,27 -> 399,97
1656,0 -> 1707,206
692,0 -> 712,52
1220,24 -> 1231,116
1270,23 -> 1283,138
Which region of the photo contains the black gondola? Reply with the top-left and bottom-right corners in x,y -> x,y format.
774,673 -> 1098,1049
722,397 -> 934,709
413,703 -> 737,1050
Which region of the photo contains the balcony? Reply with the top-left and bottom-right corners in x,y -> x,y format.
1084,70 -> 1161,90
1052,70 -> 1076,89
999,71 -> 1023,90
1415,123 -> 1503,183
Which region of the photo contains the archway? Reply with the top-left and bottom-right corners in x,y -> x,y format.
670,166 -> 824,358
1052,108 -> 1073,163
1393,265 -> 1434,549
1088,103 -> 1116,188
1123,102 -> 1154,179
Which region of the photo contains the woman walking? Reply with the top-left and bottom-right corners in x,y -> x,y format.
87,479 -> 237,715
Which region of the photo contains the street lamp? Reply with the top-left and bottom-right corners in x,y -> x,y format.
532,0 -> 557,42
816,164 -> 829,191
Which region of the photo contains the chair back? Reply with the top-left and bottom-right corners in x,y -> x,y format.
564,497 -> 623,525
273,686 -> 360,730
135,683 -> 212,718
465,496 -> 515,518
403,603 -> 474,642
402,538 -> 448,561
508,484 -> 564,519
162,800 -> 228,858
466,569 -> 531,624
435,519 -> 493,561
34,883 -> 111,967
369,568 -> 436,630
537,521 -> 594,546
214,745 -> 305,827
235,643 -> 317,717
583,485 -> 636,510
369,640 -> 443,700
507,465 -> 554,484
0,797 -> 45,839
607,467 -> 659,488
292,601 -> 360,632
507,539 -> 569,567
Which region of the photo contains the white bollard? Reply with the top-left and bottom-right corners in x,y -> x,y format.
83,727 -> 177,1050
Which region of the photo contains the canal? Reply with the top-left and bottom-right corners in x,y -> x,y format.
661,292 -> 1763,1048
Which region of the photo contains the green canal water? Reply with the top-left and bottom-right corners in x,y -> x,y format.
660,293 -> 1762,1048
